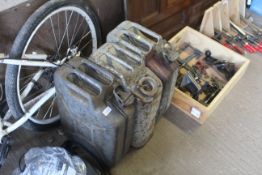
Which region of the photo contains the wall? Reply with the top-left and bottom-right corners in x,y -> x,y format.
0,0 -> 28,12
0,0 -> 125,53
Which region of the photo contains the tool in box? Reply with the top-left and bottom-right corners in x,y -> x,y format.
212,18 -> 262,55
176,44 -> 237,106
213,31 -> 244,55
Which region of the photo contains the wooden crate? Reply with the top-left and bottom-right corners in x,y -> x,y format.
169,26 -> 250,124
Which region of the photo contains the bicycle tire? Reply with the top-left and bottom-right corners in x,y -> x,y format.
5,0 -> 102,130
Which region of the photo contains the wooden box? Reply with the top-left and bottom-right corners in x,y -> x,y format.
169,26 -> 250,124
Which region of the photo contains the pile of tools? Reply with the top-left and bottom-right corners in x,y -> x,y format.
176,43 -> 237,106
213,19 -> 262,55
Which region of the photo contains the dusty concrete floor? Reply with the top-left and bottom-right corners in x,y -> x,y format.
111,54 -> 262,175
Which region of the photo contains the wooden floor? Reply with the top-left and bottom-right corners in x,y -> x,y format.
1,53 -> 262,175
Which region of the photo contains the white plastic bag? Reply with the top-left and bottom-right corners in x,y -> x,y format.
12,147 -> 87,175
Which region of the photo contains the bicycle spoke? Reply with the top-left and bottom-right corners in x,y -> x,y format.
49,16 -> 59,50
24,88 -> 45,105
65,11 -> 74,49
49,96 -> 56,119
21,69 -> 44,99
57,13 -> 61,45
43,96 -> 56,119
79,40 -> 92,52
75,31 -> 91,48
24,89 -> 51,108
34,33 -> 55,53
35,108 -> 41,119
70,17 -> 85,47
65,11 -> 70,48
49,100 -> 55,119
75,23 -> 88,44
69,13 -> 80,47
20,73 -> 35,81
57,10 -> 73,54
25,87 -> 56,120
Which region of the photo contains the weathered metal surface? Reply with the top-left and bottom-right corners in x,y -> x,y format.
145,42 -> 179,117
90,43 -> 163,148
55,48 -> 163,166
107,21 -> 179,118
55,57 -> 135,167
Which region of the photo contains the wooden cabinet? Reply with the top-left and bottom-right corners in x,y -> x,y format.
125,0 -> 218,39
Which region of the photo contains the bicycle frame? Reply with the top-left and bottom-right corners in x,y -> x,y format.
0,87 -> 55,142
0,53 -> 58,142
0,54 -> 57,67
0,50 -> 80,142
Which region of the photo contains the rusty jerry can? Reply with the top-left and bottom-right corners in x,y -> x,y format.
89,43 -> 163,148
54,21 -> 178,167
107,21 -> 179,119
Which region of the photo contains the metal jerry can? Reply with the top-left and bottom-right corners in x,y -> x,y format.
54,57 -> 135,167
107,20 -> 179,118
89,43 -> 163,148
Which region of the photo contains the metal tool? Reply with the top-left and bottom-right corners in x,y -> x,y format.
177,49 -> 202,67
214,31 -> 244,55
230,21 -> 262,54
230,21 -> 247,36
180,71 -> 202,99
204,50 -> 236,80
203,88 -> 220,105
241,16 -> 262,34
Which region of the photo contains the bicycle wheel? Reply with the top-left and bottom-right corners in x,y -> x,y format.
5,0 -> 102,130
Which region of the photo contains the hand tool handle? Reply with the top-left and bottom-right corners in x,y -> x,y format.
244,43 -> 256,53
223,43 -> 244,55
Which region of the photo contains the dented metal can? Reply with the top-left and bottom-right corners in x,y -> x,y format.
90,43 -> 163,148
55,21 -> 179,167
55,57 -> 135,167
107,21 -> 179,118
